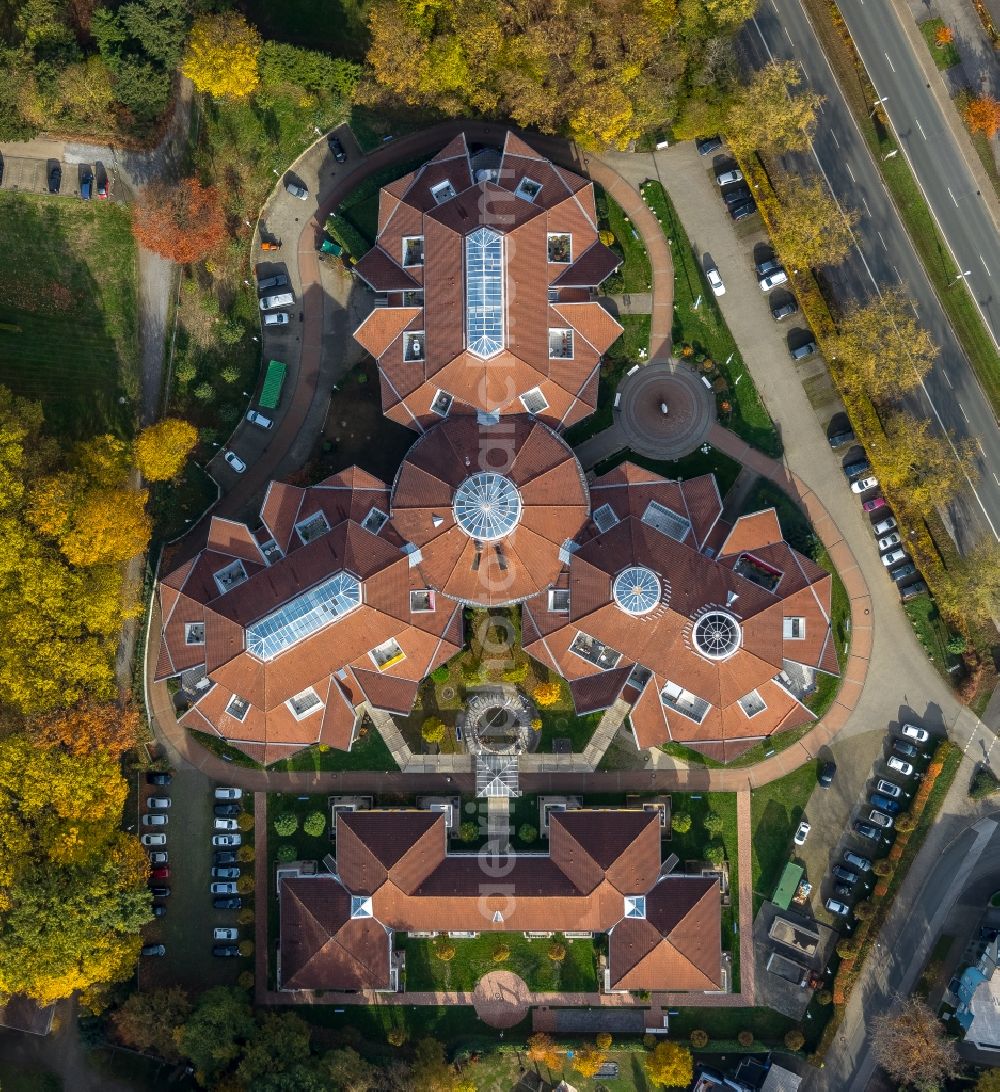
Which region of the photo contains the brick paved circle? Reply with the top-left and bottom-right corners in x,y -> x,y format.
616,360 -> 715,461
471,970 -> 532,1028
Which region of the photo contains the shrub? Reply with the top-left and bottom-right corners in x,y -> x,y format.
276,842 -> 297,862
889,844 -> 904,861
784,1029 -> 805,1051
193,381 -> 215,403
815,988 -> 833,1006
532,681 -> 562,706
971,766 -> 1000,799
896,811 -> 917,833
303,810 -> 326,837
237,971 -> 254,990
703,811 -> 724,836
434,940 -> 456,961
458,821 -> 478,842
874,881 -> 889,897
518,824 -> 538,844
501,663 -> 529,683
274,812 -> 298,837
854,900 -> 874,921
387,1027 -> 407,1047
737,1030 -> 754,1048
492,944 -> 511,963
237,908 -> 255,925
421,717 -> 446,745
595,1032 -> 613,1051
548,943 -> 566,962
690,1029 -> 709,1048
236,811 -> 254,832
671,811 -> 692,834
462,663 -> 486,685
531,717 -> 542,731
237,844 -> 255,862
430,665 -> 450,684
705,843 -> 726,866
220,364 -> 240,384
836,938 -> 859,958
873,859 -> 893,877
238,940 -> 254,957
236,875 -> 254,894
643,1033 -> 657,1049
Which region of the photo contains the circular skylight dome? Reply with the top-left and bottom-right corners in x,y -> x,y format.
693,611 -> 742,660
453,472 -> 522,541
613,566 -> 661,615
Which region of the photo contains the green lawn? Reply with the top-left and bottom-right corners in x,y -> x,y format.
592,445 -> 742,499
597,185 -> 652,293
266,721 -> 399,772
0,1062 -> 61,1092
189,728 -> 261,768
402,933 -> 597,992
919,19 -> 960,69
750,764 -> 819,912
640,181 -> 781,457
537,709 -> 604,752
0,192 -> 138,439
905,594 -> 963,682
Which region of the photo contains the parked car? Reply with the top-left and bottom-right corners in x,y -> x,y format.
891,562 -> 919,584
756,257 -> 782,277
257,273 -> 289,291
843,458 -> 871,478
212,834 -> 242,847
759,269 -> 788,292
214,850 -> 237,865
213,896 -> 242,910
214,804 -> 242,818
214,818 -> 239,831
819,761 -> 837,787
263,311 -> 289,326
150,885 -> 171,897
828,428 -> 855,448
872,516 -> 897,536
211,881 -> 238,895
142,813 -> 167,827
141,943 -> 166,956
844,851 -> 872,872
876,779 -> 904,798
97,175 -> 108,199
245,410 -> 273,430
853,821 -> 883,842
697,135 -> 724,156
213,944 -> 241,957
851,475 -> 879,494
148,850 -> 168,866
150,866 -> 171,880
146,771 -> 172,786
215,787 -> 244,800
212,867 -> 240,880
862,496 -> 887,512
868,809 -> 894,829
259,292 -> 295,311
878,533 -> 902,551
893,739 -> 920,759
285,180 -> 309,200
887,756 -> 915,776
793,820 -> 811,846
214,927 -> 238,941
900,581 -> 928,601
730,200 -> 757,222
832,864 -> 859,884
826,898 -> 850,916
790,341 -> 817,361
900,723 -> 930,743
147,796 -> 171,809
706,266 -> 725,296
869,793 -> 903,815
723,184 -> 752,207
140,832 -> 166,848
80,170 -> 93,199
328,134 -> 347,162
153,903 -> 167,918
223,451 -> 246,474
716,168 -> 743,186
48,164 -> 61,193
771,299 -> 799,321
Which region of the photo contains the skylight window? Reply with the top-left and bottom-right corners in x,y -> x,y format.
783,616 -> 806,639
693,611 -> 742,661
660,681 -> 710,724
570,631 -> 622,670
548,588 -> 570,613
738,689 -> 767,718
351,894 -> 373,918
246,572 -> 362,661
613,567 -> 661,616
430,179 -> 456,204
369,637 -> 405,670
402,235 -> 424,266
593,503 -> 619,533
185,622 -> 205,645
295,510 -> 330,545
515,177 -> 542,201
226,695 -> 250,722
361,507 -> 388,534
410,589 -> 435,613
453,472 -> 522,540
624,895 -> 646,919
431,390 -> 453,417
465,227 -> 504,358
519,387 -> 548,415
287,688 -> 324,720
403,331 -> 424,362
642,500 -> 692,543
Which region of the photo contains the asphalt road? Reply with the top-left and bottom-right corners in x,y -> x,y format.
743,1 -> 1000,549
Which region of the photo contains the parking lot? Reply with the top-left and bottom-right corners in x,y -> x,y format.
137,765 -> 254,992
0,153 -> 122,201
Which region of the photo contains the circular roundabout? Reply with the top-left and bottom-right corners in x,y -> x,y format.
615,359 -> 716,460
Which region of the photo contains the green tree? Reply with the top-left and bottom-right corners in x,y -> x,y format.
518,824 -> 538,843
174,986 -> 255,1082
725,61 -> 824,157
235,1012 -> 311,1088
705,844 -> 726,866
111,987 -> 192,1061
771,177 -> 858,270
458,821 -> 478,842
671,811 -> 692,834
703,812 -> 724,836
303,810 -> 326,837
274,812 -> 298,837
325,1046 -> 376,1092
976,1069 -> 1000,1092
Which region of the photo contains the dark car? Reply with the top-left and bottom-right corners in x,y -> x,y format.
756,257 -> 781,277
832,864 -> 859,884
214,850 -> 238,866
818,761 -> 836,787
328,134 -> 347,162
853,821 -> 883,842
48,164 -> 62,194
150,885 -> 171,897
869,792 -> 902,815
723,184 -> 752,207
212,944 -> 240,957
696,135 -> 724,156
828,428 -> 856,449
900,580 -> 928,601
150,866 -> 170,880
153,903 -> 167,917
80,170 -> 93,199
214,804 -> 242,818
141,943 -> 166,957
213,896 -> 242,910
892,563 -> 919,584
730,200 -> 757,222
146,771 -> 172,786
844,458 -> 871,479
844,850 -> 872,872
893,739 -> 920,759
212,867 -> 240,880
771,299 -> 799,322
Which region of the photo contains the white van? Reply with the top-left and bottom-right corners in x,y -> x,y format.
260,292 -> 294,311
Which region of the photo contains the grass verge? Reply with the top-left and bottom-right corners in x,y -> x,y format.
905,595 -> 962,682
919,19 -> 960,69
189,729 -> 262,768
750,764 -> 820,912
596,185 -> 652,294
266,721 -> 399,772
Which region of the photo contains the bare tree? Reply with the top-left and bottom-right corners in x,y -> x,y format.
871,997 -> 959,1090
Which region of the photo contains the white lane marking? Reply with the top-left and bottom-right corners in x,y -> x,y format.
771,0 -> 778,10
978,440 -> 987,456
981,254 -> 992,276
911,300 -> 919,316
915,118 -> 926,140
892,264 -> 902,281
784,26 -> 794,46
878,230 -> 887,250
942,370 -> 953,389
948,186 -> 959,206
846,162 -> 856,182
995,472 -> 1000,486
959,402 -> 970,423
831,130 -> 841,148
884,52 -> 895,72
862,196 -> 871,216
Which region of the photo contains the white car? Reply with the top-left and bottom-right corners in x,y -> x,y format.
868,809 -> 893,829
887,756 -> 914,777
224,451 -> 246,474
900,723 -> 930,743
210,881 -> 238,895
878,532 -> 902,551
245,410 -> 273,430
146,796 -> 171,809
876,779 -> 904,798
851,475 -> 879,494
882,548 -> 908,567
215,787 -> 244,800
263,311 -> 289,326
214,817 -> 239,831
214,927 -> 238,941
142,813 -> 168,827
285,181 -> 309,200
706,266 -> 725,296
141,832 -> 166,847
212,833 -> 242,847
793,820 -> 811,846
759,270 -> 788,292
716,168 -> 743,186
873,517 -> 897,536
826,898 -> 850,916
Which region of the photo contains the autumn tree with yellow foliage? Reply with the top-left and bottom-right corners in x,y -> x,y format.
182,13 -> 261,100
869,412 -> 978,512
645,1040 -> 694,1087
573,1043 -> 609,1079
527,1031 -> 562,1070
135,418 -> 198,481
935,541 -> 1000,628
725,61 -> 824,157
30,702 -> 140,758
771,177 -> 858,271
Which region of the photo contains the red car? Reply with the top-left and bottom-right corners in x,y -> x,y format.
862,496 -> 886,513
150,866 -> 170,880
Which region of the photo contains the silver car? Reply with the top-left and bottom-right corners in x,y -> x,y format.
285,181 -> 309,200
882,548 -> 908,567
878,532 -> 902,551
873,516 -> 897,535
